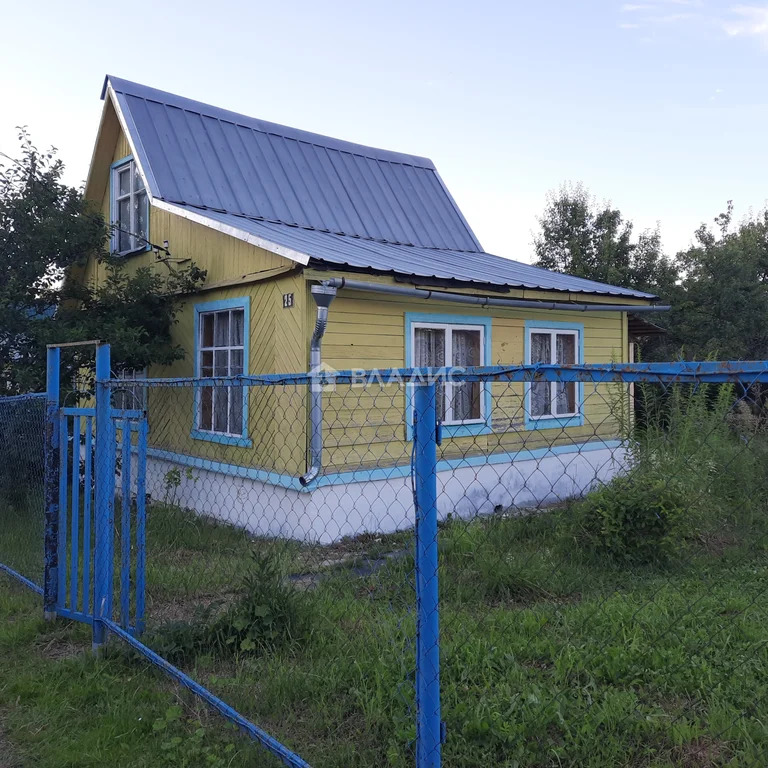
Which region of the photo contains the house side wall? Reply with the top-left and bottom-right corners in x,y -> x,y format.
319,291 -> 628,472
81,122 -> 309,476
143,273 -> 309,477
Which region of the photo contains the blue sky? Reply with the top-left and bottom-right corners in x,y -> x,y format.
2,0 -> 767,261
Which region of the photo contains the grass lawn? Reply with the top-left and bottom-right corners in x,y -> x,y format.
2,500 -> 768,767
0,579 -> 269,768
140,503 -> 768,767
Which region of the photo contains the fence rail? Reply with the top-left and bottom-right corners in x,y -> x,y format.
2,357 -> 768,766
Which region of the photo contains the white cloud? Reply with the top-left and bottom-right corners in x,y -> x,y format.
648,12 -> 695,22
617,0 -> 768,50
723,5 -> 768,45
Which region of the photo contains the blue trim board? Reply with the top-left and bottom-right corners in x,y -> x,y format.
404,312 -> 493,440
524,320 -> 585,431
145,440 -> 622,493
110,154 -> 134,170
192,296 -> 252,448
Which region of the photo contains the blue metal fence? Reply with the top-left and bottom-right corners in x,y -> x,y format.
3,353 -> 768,766
0,390 -> 46,594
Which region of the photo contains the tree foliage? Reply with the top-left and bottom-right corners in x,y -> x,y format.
0,132 -> 205,394
668,203 -> 768,360
533,183 -> 677,299
532,184 -> 768,361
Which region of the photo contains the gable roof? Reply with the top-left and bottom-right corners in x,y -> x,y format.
99,75 -> 657,301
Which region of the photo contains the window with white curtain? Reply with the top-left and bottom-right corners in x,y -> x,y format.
197,308 -> 245,435
528,328 -> 580,418
412,322 -> 484,423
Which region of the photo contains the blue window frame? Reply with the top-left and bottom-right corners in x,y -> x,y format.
191,297 -> 252,447
405,312 -> 492,439
110,155 -> 149,255
524,319 -> 584,430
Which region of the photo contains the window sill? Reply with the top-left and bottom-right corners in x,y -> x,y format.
525,414 -> 584,431
440,421 -> 492,438
112,243 -> 152,258
190,429 -> 252,448
406,419 -> 491,441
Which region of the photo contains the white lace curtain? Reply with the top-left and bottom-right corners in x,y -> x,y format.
451,330 -> 480,421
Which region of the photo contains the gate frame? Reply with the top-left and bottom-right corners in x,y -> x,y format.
43,346 -> 60,620
42,341 -> 123,650
92,342 -> 114,650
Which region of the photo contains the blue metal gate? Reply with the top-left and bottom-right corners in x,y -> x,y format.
43,342 -> 147,640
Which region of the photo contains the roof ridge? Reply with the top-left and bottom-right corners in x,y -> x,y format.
104,75 -> 437,170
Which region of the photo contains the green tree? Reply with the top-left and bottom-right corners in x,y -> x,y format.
0,131 -> 205,394
667,203 -> 768,360
533,183 -> 677,298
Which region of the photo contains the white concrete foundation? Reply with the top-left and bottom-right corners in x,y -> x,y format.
139,443 -> 628,544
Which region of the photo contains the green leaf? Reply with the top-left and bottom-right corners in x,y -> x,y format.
165,705 -> 183,722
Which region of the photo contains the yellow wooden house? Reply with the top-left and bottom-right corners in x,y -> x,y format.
81,76 -> 663,541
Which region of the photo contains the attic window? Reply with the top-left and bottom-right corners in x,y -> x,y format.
111,157 -> 148,254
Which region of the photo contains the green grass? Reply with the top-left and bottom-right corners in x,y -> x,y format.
0,491 -> 44,585
123,503 -> 768,767
3,496 -> 768,765
0,580 -> 275,768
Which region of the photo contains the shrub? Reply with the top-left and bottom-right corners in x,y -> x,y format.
571,378 -> 768,564
568,474 -> 694,564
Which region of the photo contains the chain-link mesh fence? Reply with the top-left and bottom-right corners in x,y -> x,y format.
98,366 -> 768,767
432,372 -> 768,767
0,393 -> 46,589
109,376 -> 419,767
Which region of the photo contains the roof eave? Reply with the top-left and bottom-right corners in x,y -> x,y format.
155,200 -> 310,266
305,257 -> 658,303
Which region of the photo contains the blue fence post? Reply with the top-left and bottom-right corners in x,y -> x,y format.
93,343 -> 113,652
43,347 -> 60,620
135,417 -> 148,635
413,381 -> 442,768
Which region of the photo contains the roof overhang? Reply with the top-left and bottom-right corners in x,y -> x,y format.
153,200 -> 311,266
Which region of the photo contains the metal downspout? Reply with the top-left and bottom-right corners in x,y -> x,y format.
299,284 -> 337,487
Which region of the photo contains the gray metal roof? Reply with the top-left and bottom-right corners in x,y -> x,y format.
170,204 -> 656,299
104,75 -> 656,300
105,76 -> 481,252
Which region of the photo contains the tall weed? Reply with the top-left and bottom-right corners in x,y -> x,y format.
149,549 -> 313,663
570,380 -> 768,562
